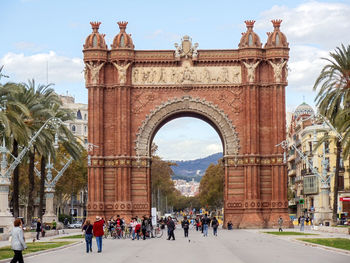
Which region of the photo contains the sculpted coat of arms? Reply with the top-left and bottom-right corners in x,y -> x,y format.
174,35 -> 198,59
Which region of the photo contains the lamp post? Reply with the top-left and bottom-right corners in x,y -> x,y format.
34,154 -> 74,223
0,117 -> 63,235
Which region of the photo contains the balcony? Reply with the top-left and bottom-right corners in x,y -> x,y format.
288,169 -> 296,176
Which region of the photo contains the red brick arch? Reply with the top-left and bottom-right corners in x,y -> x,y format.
84,20 -> 290,228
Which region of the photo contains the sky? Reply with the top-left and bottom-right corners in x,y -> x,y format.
1,0 -> 350,160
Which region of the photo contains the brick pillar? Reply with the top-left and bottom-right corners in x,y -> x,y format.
240,85 -> 264,228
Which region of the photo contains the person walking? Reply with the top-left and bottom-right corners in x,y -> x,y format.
181,216 -> 190,237
36,219 -> 41,240
299,215 -> 305,232
278,216 -> 283,232
141,216 -> 148,240
211,217 -> 219,236
10,219 -> 27,263
202,214 -> 210,237
82,220 -> 93,253
93,216 -> 104,253
130,218 -> 137,240
167,216 -> 175,240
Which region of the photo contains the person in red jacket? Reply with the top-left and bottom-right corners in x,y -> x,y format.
93,216 -> 104,253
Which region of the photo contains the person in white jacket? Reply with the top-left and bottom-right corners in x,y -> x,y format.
10,218 -> 27,263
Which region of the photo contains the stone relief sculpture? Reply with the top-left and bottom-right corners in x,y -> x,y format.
269,59 -> 287,82
243,61 -> 260,83
131,64 -> 241,85
113,62 -> 131,84
85,61 -> 105,85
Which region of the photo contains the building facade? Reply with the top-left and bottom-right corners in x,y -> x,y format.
287,102 -> 350,224
84,20 -> 291,228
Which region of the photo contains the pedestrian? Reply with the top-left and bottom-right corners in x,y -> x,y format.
82,219 -> 93,253
181,216 -> 190,237
36,219 -> 41,240
299,215 -> 305,232
227,221 -> 233,230
167,216 -> 175,240
211,216 -> 219,236
93,216 -> 104,253
278,216 -> 283,232
202,214 -> 210,237
131,218 -> 137,240
135,221 -> 141,240
10,218 -> 27,263
141,216 -> 148,240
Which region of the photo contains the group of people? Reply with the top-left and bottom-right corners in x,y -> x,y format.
180,214 -> 220,238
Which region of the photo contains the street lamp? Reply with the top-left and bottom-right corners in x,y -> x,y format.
0,117 -> 63,235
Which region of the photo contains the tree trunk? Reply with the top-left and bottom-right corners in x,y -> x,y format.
333,139 -> 341,224
39,156 -> 46,222
12,140 -> 19,218
26,148 -> 35,226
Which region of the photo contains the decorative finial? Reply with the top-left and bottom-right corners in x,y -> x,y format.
244,20 -> 256,30
117,21 -> 128,31
271,19 -> 282,29
90,21 -> 101,33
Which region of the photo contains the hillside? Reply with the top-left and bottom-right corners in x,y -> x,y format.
170,152 -> 223,181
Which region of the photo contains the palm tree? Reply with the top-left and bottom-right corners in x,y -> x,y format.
0,83 -> 30,218
313,44 -> 350,224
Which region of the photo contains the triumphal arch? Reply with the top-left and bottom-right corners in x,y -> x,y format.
83,20 -> 290,227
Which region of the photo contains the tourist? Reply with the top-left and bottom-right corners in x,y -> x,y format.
211,216 -> 219,236
36,219 -> 41,240
167,216 -> 175,240
10,218 -> 27,263
93,216 -> 104,253
181,216 -> 190,237
83,220 -> 93,253
227,221 -> 233,230
130,218 -> 137,240
141,216 -> 148,240
202,214 -> 210,237
299,215 -> 305,232
135,220 -> 141,240
278,216 -> 283,232
195,217 -> 200,231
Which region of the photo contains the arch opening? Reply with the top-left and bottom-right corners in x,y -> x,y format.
135,96 -> 240,159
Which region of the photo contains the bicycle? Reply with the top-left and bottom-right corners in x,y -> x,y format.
152,224 -> 163,238
123,226 -> 132,239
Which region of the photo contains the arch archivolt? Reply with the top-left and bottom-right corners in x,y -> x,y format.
135,95 -> 240,157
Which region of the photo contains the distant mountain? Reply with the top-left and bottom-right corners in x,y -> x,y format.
170,152 -> 223,182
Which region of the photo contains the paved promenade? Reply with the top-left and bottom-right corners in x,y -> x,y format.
14,228 -> 350,263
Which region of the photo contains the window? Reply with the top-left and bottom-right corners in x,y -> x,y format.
303,175 -> 318,194
84,114 -> 87,120
248,33 -> 253,46
77,110 -> 82,120
92,35 -> 97,47
275,33 -> 280,45
325,140 -> 329,154
120,35 -> 125,47
71,125 -> 76,133
309,142 -> 312,153
84,126 -> 87,134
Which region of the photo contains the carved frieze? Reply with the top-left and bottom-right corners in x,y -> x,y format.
132,61 -> 241,85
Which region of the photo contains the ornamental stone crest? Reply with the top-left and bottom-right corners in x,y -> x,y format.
174,35 -> 198,59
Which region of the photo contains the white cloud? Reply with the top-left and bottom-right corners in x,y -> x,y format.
154,138 -> 222,161
14,42 -> 45,52
0,51 -> 84,85
288,45 -> 329,92
255,1 -> 350,105
257,1 -> 350,49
